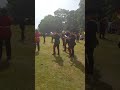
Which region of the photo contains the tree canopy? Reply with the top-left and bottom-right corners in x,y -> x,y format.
38,0 -> 83,33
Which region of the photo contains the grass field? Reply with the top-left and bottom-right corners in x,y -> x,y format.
94,34 -> 120,89
0,25 -> 35,90
35,37 -> 85,90
1,25 -> 120,90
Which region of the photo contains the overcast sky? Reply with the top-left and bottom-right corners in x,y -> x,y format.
35,0 -> 80,29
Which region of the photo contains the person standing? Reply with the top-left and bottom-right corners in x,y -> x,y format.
63,32 -> 70,52
52,32 -> 60,55
68,33 -> 76,57
85,13 -> 99,75
35,30 -> 40,52
19,18 -> 26,42
43,33 -> 46,44
61,32 -> 65,47
50,32 -> 54,43
76,33 -> 80,42
0,8 -> 12,63
99,17 -> 108,39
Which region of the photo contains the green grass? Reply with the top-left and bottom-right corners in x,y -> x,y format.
35,37 -> 85,90
94,34 -> 120,89
0,25 -> 85,90
1,25 -> 119,90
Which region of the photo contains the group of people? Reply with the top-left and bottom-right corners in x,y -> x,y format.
52,31 -> 77,57
35,30 -> 84,58
0,8 -> 28,64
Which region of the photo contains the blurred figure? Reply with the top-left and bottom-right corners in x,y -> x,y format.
35,30 -> 40,52
61,31 -> 65,47
43,33 -> 46,44
99,17 -> 108,39
0,8 -> 12,63
107,21 -> 112,33
76,33 -> 80,42
52,32 -> 60,55
68,33 -> 76,57
85,13 -> 99,75
19,18 -> 26,42
63,31 -> 70,52
50,32 -> 54,43
80,33 -> 84,40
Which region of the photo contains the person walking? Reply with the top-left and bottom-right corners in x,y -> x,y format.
68,33 -> 76,57
35,30 -> 40,52
99,17 -> 108,39
43,33 -> 46,44
19,18 -> 26,42
52,32 -> 60,55
0,8 -> 12,63
85,12 -> 99,75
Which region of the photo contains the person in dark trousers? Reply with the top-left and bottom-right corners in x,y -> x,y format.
51,32 -> 54,43
99,18 -> 108,39
76,33 -> 80,42
68,33 -> 76,57
19,18 -> 26,42
0,8 -> 12,63
35,30 -> 40,52
85,14 -> 99,76
52,32 -> 60,55
63,32 -> 70,52
61,32 -> 65,47
43,33 -> 46,44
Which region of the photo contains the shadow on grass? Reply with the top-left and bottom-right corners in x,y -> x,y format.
86,68 -> 113,90
0,61 -> 10,72
70,55 -> 85,74
100,38 -> 117,43
53,55 -> 64,66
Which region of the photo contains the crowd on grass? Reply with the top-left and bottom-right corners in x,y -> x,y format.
35,30 -> 85,58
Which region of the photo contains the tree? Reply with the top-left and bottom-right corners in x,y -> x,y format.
38,1 -> 82,33
66,10 -> 79,32
38,15 -> 63,33
54,9 -> 69,30
78,0 -> 85,30
54,8 -> 69,23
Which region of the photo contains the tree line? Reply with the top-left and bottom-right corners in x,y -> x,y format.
37,0 -> 84,33
1,0 -> 119,27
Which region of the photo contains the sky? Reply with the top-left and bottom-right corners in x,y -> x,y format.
0,0 -> 80,29
35,0 -> 80,29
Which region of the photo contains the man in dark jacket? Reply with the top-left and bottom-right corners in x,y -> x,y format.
52,32 -> 60,55
85,12 -> 99,75
68,33 -> 76,57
